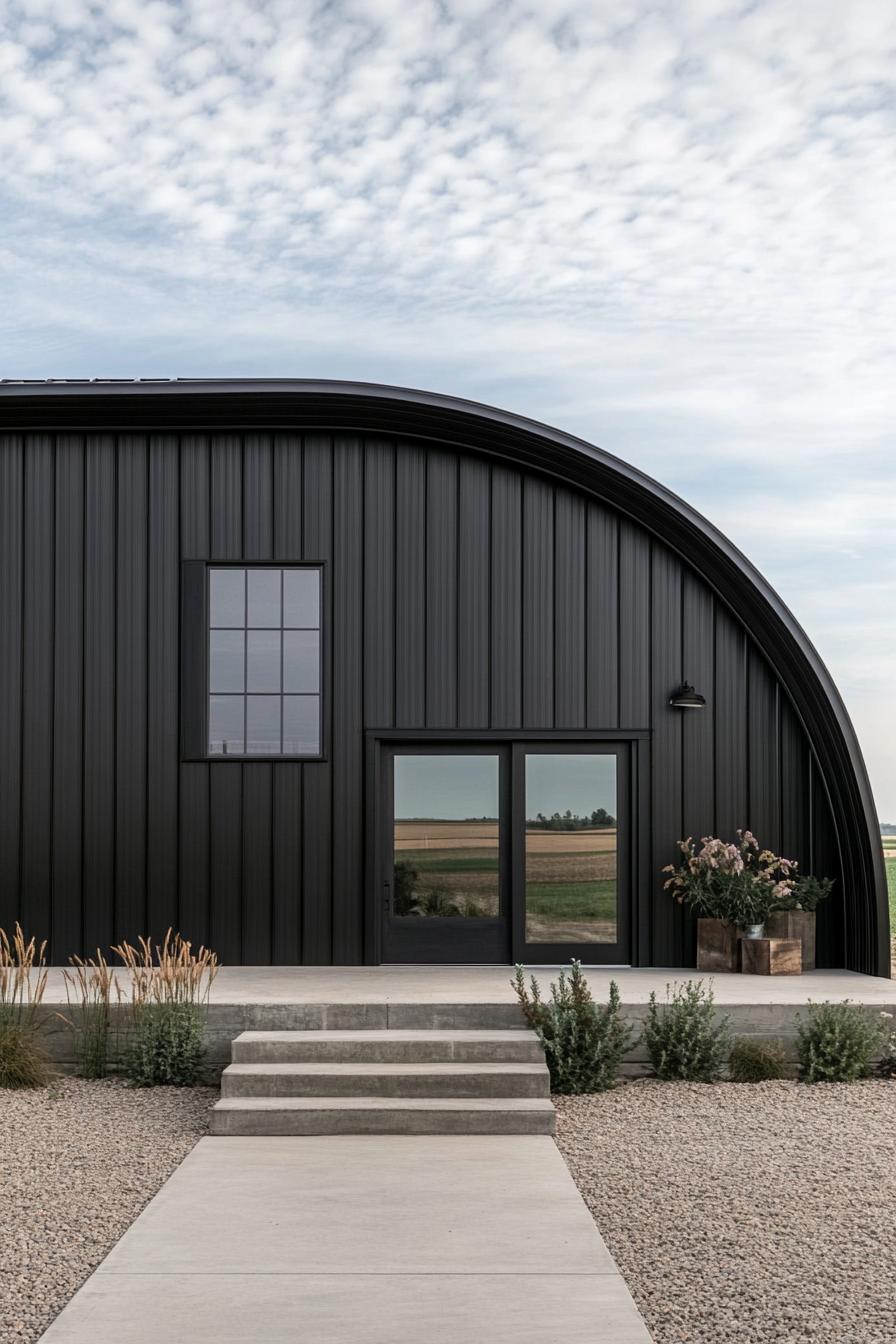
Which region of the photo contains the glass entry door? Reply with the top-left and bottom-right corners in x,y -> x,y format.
381,747 -> 511,963
378,741 -> 629,964
512,744 -> 629,964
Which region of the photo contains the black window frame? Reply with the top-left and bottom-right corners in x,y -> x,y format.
181,559 -> 327,763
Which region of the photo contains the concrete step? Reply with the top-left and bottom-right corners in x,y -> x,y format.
210,1096 -> 556,1136
221,1061 -> 551,1099
231,1029 -> 544,1065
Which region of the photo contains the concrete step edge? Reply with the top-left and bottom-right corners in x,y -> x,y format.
212,1096 -> 555,1111
223,1062 -> 548,1075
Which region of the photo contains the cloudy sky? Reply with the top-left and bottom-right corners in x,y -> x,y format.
2,0 -> 894,815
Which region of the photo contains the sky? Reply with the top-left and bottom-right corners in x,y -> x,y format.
1,0 -> 894,815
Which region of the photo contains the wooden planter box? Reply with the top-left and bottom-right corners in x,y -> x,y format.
766,910 -> 816,971
696,918 -> 738,972
739,936 -> 802,976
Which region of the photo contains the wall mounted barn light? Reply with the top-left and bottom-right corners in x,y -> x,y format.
669,681 -> 706,709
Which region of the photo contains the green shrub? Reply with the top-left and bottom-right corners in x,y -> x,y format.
0,924 -> 52,1089
876,1013 -> 896,1079
115,931 -> 218,1088
123,1002 -> 206,1087
643,980 -> 730,1082
728,1037 -> 791,1082
796,1000 -> 884,1083
513,961 -> 634,1094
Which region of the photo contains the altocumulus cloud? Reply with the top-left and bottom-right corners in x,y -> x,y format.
0,0 -> 894,810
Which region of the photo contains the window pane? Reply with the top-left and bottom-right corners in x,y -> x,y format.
284,568 -> 320,627
247,569 -> 281,627
392,755 -> 500,918
209,696 -> 245,755
525,753 -> 617,943
209,568 -> 245,627
283,629 -> 319,693
246,695 -> 281,754
209,629 -> 244,693
247,629 -> 281,693
283,695 -> 320,755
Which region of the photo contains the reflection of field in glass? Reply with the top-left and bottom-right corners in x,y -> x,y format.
394,821 -> 499,917
525,829 -> 617,944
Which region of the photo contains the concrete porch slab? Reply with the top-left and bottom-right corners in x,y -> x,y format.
39,1136 -> 652,1343
41,962 -> 893,1005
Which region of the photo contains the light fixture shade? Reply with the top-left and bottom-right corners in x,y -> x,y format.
669,681 -> 706,709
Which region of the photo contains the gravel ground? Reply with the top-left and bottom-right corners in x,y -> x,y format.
0,1078 -> 215,1343
556,1080 -> 896,1344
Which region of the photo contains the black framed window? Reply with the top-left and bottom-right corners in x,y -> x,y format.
183,563 -> 322,759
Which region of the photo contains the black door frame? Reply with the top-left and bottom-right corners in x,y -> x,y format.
378,741 -> 512,964
511,740 -> 630,965
366,729 -> 651,966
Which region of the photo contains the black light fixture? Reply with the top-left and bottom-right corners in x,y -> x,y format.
669,681 -> 706,709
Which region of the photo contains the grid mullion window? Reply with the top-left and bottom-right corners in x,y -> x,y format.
208,565 -> 321,757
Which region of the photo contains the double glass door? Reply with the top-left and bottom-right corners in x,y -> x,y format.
380,742 -> 629,964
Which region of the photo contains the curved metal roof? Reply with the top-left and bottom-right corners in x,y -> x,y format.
1,377 -> 887,973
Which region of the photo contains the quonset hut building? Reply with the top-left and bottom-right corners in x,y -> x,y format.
0,380 -> 888,973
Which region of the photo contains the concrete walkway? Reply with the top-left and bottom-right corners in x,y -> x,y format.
40,1135 -> 652,1343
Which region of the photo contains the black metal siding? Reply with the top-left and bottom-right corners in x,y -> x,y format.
0,424 -> 874,969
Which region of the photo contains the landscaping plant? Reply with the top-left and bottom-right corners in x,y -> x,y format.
787,874 -> 833,912
643,979 -> 730,1082
114,930 -> 219,1086
876,1012 -> 896,1080
513,961 -> 634,1093
0,924 -> 51,1089
663,830 -> 797,925
62,951 -> 122,1078
727,1037 -> 792,1082
796,1000 -> 884,1083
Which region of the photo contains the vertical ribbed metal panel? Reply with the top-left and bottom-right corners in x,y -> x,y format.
425,450 -> 458,728
650,545 -> 683,965
585,503 -> 618,728
713,606 -> 747,836
82,436 -> 116,953
209,435 -> 243,963
457,456 -> 490,727
301,434 -> 333,964
747,647 -> 781,851
395,444 -> 426,727
272,434 -> 303,964
618,521 -> 650,726
554,489 -> 586,728
490,465 -> 522,728
522,476 -> 553,729
51,436 -> 84,956
146,435 -> 179,940
363,438 -> 395,729
0,437 -> 23,931
179,436 -> 211,949
20,437 -> 54,938
332,436 -> 364,962
242,433 -> 274,965
115,437 -> 148,942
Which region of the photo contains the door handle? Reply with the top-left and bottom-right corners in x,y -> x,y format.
382,879 -> 391,913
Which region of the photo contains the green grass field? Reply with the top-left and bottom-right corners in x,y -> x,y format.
886,855 -> 896,931
525,880 -> 616,919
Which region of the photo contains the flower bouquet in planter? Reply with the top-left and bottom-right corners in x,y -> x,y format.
662,832 -> 798,972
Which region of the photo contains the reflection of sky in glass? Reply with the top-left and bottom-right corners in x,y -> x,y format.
392,752 -> 616,819
394,755 -> 499,820
526,754 -> 615,817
